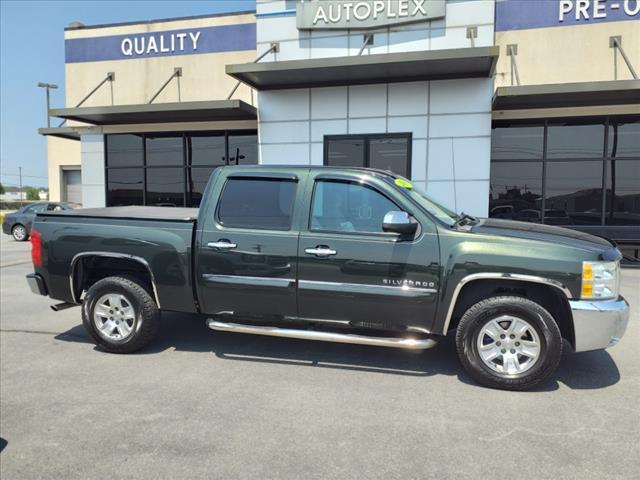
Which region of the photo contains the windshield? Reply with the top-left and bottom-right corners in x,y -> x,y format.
379,173 -> 459,226
405,188 -> 458,226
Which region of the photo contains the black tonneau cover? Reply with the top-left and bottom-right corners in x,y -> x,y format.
38,206 -> 198,222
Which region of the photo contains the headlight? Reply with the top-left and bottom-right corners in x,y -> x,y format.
581,260 -> 620,299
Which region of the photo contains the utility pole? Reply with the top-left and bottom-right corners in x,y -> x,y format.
18,167 -> 23,206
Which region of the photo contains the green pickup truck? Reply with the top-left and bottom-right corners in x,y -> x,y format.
26,166 -> 630,390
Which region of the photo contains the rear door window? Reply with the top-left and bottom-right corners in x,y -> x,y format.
217,178 -> 297,230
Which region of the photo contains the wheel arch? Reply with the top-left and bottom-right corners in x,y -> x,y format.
70,252 -> 161,308
444,274 -> 575,348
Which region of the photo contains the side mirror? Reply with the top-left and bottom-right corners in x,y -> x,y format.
382,211 -> 417,235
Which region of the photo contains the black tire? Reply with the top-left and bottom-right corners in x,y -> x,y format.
455,296 -> 562,391
81,276 -> 159,353
12,224 -> 28,241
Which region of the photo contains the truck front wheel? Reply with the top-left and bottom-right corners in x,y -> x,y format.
82,276 -> 160,353
455,296 -> 562,391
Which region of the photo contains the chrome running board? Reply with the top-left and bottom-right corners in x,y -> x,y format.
207,320 -> 438,350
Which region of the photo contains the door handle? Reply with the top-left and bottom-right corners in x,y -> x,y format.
208,240 -> 237,250
305,246 -> 337,257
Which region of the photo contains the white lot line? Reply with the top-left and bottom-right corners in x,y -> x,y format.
0,260 -> 32,268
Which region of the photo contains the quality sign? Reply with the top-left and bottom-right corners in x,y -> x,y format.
296,0 -> 446,30
120,31 -> 201,57
65,23 -> 255,63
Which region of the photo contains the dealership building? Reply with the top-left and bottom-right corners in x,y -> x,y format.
40,0 -> 639,258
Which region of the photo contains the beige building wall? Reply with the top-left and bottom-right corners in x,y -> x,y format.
63,12 -> 256,107
495,20 -> 640,87
64,50 -> 255,107
47,136 -> 81,202
47,12 -> 256,201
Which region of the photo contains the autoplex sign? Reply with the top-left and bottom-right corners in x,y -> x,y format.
296,0 -> 446,30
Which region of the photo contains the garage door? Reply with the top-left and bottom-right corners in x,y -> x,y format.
63,169 -> 82,205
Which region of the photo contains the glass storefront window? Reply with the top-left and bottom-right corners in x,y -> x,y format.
324,134 -> 410,176
187,166 -> 216,207
491,125 -> 544,160
145,168 -> 185,207
545,160 -> 603,225
491,118 -> 640,232
605,159 -> 640,226
105,131 -> 258,208
228,133 -> 259,165
608,120 -> 640,159
106,134 -> 143,167
490,161 -> 543,222
189,134 -> 226,166
326,137 -> 365,168
547,123 -> 605,159
146,135 -> 184,166
106,168 -> 143,206
369,137 -> 410,177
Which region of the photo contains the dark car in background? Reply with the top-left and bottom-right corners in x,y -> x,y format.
2,202 -> 73,241
511,209 -> 573,225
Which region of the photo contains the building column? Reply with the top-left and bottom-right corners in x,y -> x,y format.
80,134 -> 106,208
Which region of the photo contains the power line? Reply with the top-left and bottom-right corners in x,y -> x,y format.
0,184 -> 46,188
1,173 -> 48,179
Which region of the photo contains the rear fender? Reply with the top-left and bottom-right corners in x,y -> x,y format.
69,252 -> 161,307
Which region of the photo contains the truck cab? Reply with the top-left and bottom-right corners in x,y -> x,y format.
195,167 -> 442,334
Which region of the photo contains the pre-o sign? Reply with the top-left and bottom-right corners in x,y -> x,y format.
296,0 -> 446,30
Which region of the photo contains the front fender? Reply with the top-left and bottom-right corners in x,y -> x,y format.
434,234 -> 584,334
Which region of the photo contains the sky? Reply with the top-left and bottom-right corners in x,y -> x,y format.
0,0 -> 256,189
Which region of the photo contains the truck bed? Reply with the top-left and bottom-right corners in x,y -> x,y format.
33,205 -> 198,313
39,206 -> 198,222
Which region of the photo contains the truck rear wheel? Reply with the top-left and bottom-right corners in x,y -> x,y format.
455,296 -> 562,391
81,276 -> 159,353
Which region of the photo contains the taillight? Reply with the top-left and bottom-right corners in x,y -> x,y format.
31,228 -> 43,267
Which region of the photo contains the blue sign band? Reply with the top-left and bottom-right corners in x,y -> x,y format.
65,23 -> 256,63
496,0 -> 639,32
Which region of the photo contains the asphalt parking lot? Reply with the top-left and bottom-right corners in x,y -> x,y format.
1,236 -> 638,479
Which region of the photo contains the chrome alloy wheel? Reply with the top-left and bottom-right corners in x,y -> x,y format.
12,225 -> 26,241
93,293 -> 136,341
476,315 -> 541,375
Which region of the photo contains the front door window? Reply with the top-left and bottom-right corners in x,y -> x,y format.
310,180 -> 398,233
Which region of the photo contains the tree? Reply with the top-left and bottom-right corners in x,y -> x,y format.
25,187 -> 40,201
0,182 -> 5,195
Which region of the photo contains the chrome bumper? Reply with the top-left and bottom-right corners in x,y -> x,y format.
569,296 -> 630,352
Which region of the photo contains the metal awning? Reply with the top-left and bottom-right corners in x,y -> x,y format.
48,99 -> 257,126
37,127 -> 81,141
493,80 -> 640,110
226,47 -> 499,90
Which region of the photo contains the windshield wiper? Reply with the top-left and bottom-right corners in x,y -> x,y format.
453,212 -> 479,228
